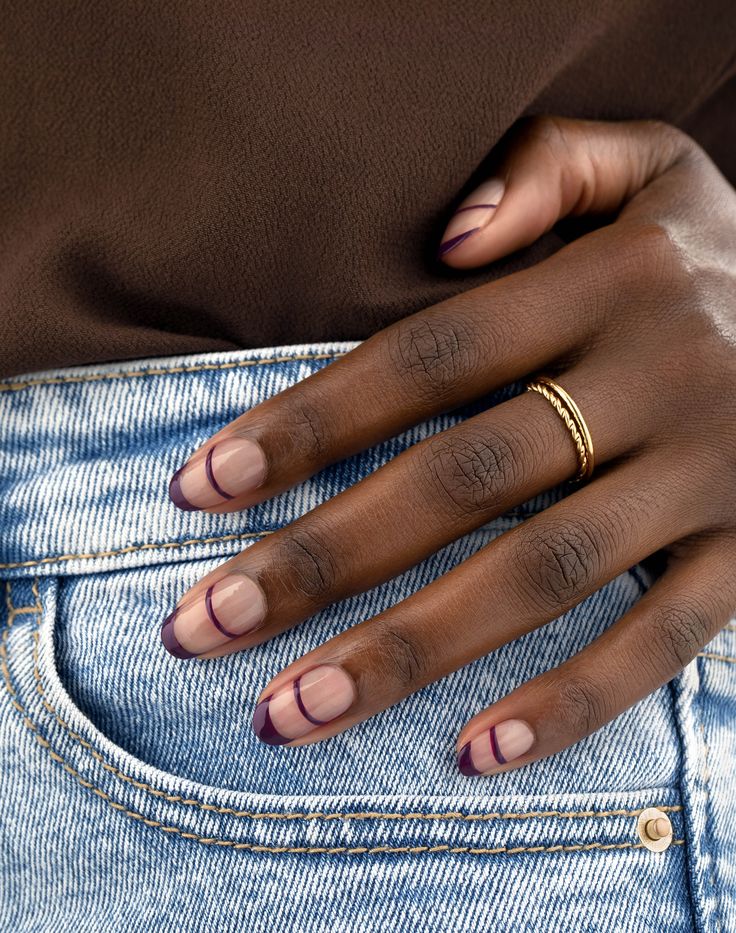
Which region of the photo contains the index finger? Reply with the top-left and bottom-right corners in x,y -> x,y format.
168,229 -> 615,514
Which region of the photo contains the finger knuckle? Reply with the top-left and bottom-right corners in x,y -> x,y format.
554,673 -> 612,737
619,221 -> 693,298
513,519 -> 605,614
647,599 -> 713,670
371,621 -> 431,689
273,523 -> 339,604
417,428 -> 525,518
280,394 -> 331,463
640,119 -> 697,158
386,312 -> 482,404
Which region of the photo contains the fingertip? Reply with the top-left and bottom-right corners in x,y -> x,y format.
437,177 -> 506,266
457,741 -> 482,777
168,469 -> 199,511
160,610 -> 198,659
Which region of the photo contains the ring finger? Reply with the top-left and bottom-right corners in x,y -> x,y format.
249,447 -> 714,746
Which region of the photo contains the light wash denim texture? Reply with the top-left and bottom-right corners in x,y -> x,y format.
0,341 -> 734,932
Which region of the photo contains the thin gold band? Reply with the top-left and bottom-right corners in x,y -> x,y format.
526,375 -> 595,482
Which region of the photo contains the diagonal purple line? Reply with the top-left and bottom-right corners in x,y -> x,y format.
437,227 -> 481,257
453,203 -> 498,215
205,446 -> 235,501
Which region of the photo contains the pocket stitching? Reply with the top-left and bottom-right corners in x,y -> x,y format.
1,612 -> 687,855
14,578 -> 686,826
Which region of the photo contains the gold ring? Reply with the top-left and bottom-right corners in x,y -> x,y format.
525,375 -> 595,482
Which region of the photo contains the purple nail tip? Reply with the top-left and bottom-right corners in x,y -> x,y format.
437,227 -> 481,259
252,696 -> 289,746
160,611 -> 197,660
457,742 -> 482,777
168,470 -> 199,511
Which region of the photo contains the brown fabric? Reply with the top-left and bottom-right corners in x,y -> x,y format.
1,1 -> 735,379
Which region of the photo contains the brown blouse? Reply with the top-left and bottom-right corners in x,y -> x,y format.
1,0 -> 735,378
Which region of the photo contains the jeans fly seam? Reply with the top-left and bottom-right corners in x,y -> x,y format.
0,351 -> 350,396
8,578 -> 687,832
0,616 -> 689,855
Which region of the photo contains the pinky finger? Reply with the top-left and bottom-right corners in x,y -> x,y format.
456,534 -> 736,777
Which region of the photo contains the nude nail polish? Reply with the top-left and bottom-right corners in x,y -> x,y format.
160,574 -> 267,659
252,665 -> 357,745
169,436 -> 267,511
160,609 -> 197,659
438,177 -> 505,257
457,719 -> 535,776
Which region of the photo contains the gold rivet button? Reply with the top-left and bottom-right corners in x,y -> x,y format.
637,807 -> 673,852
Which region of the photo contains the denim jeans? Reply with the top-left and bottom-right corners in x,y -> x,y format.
1,342 -> 734,932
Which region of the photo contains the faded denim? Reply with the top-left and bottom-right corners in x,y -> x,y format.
0,342 -> 734,932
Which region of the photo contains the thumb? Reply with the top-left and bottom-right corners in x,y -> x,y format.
437,115 -> 689,268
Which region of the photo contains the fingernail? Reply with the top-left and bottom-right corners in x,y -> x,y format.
457,719 -> 535,776
160,575 -> 267,659
252,665 -> 357,746
160,609 -> 197,659
169,436 -> 267,511
438,177 -> 505,257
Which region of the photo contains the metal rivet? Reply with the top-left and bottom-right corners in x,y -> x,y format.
637,807 -> 673,852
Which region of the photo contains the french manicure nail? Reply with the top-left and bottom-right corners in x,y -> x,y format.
252,665 -> 357,745
457,719 -> 535,776
160,575 -> 267,659
438,177 -> 506,257
169,436 -> 267,511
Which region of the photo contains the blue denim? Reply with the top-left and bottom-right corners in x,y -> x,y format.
0,342 -> 734,932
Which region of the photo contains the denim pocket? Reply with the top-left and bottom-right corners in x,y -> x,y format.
0,345 -> 715,931
1,555 -> 699,931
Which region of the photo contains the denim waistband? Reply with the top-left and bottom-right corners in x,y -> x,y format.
0,341 -> 566,579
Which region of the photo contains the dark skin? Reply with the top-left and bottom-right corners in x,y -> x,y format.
161,115 -> 736,775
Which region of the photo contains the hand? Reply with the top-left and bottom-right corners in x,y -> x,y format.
161,115 -> 736,777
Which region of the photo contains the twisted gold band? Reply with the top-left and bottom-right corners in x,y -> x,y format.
526,375 -> 595,482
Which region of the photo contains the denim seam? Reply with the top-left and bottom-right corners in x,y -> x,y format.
698,651 -> 736,663
0,532 -> 275,571
0,514 -> 544,572
0,351 -> 350,396
1,624 -> 687,855
698,718 -> 724,932
0,579 -> 688,834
